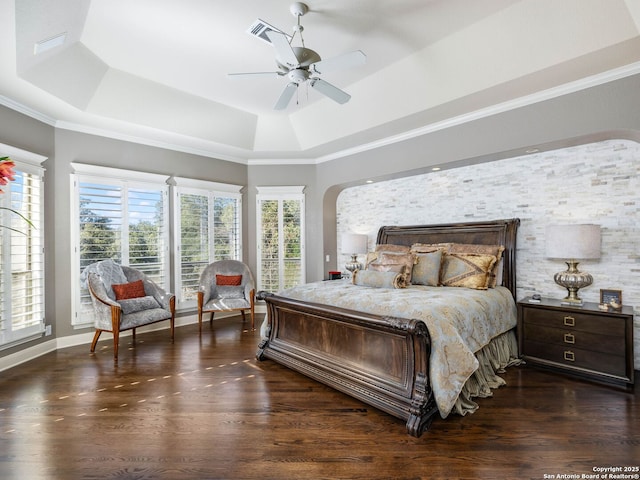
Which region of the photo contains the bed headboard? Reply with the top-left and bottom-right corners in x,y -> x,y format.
376,218 -> 520,299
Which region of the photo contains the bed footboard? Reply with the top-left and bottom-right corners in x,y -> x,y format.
256,291 -> 438,437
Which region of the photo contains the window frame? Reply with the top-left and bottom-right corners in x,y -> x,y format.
71,163 -> 170,328
172,177 -> 243,310
0,145 -> 46,348
256,186 -> 305,292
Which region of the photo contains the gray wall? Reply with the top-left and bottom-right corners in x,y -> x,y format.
2,72 -> 640,359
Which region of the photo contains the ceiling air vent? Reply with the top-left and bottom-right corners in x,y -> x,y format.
247,19 -> 292,45
34,32 -> 67,55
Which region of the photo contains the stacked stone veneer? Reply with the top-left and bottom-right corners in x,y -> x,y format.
336,139 -> 640,369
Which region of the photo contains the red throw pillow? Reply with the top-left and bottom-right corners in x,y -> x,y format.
216,274 -> 242,286
112,279 -> 146,300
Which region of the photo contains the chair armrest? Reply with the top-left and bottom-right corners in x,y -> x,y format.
199,268 -> 216,304
244,283 -> 255,300
87,273 -> 120,308
142,278 -> 175,311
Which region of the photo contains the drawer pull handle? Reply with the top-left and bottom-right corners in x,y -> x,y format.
563,316 -> 575,327
563,333 -> 575,344
564,350 -> 575,362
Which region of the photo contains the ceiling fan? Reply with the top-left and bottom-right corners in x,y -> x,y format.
229,2 -> 366,110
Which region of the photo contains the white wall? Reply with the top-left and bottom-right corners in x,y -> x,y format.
336,139 -> 640,369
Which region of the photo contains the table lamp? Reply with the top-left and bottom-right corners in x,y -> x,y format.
342,233 -> 368,273
545,224 -> 601,305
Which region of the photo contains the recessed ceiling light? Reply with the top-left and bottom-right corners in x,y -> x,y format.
365,180 -> 373,184
525,148 -> 539,154
34,32 -> 67,55
431,167 -> 441,171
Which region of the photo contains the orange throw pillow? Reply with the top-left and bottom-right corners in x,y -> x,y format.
216,274 -> 242,286
112,279 -> 146,300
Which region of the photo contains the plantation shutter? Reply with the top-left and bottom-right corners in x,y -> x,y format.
73,165 -> 170,326
256,187 -> 305,292
0,159 -> 45,345
173,178 -> 242,308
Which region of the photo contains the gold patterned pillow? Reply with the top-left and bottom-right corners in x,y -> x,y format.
368,252 -> 416,283
410,242 -> 453,253
440,253 -> 497,290
448,244 -> 505,288
375,243 -> 410,253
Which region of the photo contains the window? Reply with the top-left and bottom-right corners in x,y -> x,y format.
256,186 -> 305,292
72,164 -> 170,327
0,151 -> 45,347
173,178 -> 242,309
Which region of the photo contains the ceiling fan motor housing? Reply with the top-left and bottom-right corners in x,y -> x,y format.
290,2 -> 309,17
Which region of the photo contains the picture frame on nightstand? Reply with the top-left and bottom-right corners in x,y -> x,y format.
600,289 -> 622,306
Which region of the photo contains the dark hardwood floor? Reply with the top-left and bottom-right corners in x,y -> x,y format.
1,316 -> 638,480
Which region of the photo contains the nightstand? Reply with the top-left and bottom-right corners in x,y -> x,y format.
517,297 -> 634,389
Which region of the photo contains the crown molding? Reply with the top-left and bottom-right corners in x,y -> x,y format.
0,95 -> 57,126
3,62 -> 640,167
313,61 -> 640,165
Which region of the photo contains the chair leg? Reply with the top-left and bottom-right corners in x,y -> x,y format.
90,330 -> 102,353
241,310 -> 246,322
132,328 -> 136,343
113,329 -> 120,360
210,311 -> 215,327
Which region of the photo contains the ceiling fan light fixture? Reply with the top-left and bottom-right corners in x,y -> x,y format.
233,2 -> 365,110
288,68 -> 309,84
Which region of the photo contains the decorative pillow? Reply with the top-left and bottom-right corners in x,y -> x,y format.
375,244 -> 410,253
118,295 -> 161,315
112,279 -> 146,300
352,269 -> 407,289
448,244 -> 505,288
440,253 -> 497,290
367,262 -> 404,273
364,251 -> 379,268
216,274 -> 242,286
412,249 -> 443,286
368,252 -> 416,283
410,242 -> 452,253
216,286 -> 245,299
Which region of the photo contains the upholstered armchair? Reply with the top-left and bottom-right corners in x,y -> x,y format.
197,260 -> 255,333
84,259 -> 175,359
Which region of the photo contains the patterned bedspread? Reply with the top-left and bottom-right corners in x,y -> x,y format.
275,280 -> 517,417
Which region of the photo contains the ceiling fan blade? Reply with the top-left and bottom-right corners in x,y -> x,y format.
265,30 -> 299,68
310,78 -> 351,104
274,82 -> 298,110
228,71 -> 285,78
311,50 -> 366,74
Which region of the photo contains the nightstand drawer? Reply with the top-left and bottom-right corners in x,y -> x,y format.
517,298 -> 634,388
522,308 -> 625,336
523,323 -> 625,355
524,340 -> 627,377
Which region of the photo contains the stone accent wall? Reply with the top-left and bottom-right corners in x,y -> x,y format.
337,139 -> 640,369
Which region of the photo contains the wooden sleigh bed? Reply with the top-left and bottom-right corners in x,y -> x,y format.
256,218 -> 520,437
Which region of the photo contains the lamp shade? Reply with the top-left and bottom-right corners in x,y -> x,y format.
342,233 -> 368,254
545,224 -> 601,259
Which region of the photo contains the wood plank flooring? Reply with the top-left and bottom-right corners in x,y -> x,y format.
0,316 -> 638,480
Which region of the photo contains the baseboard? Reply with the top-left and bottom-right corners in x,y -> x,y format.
0,307 -> 266,373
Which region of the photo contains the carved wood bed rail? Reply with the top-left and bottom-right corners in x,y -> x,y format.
256,218 -> 520,437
